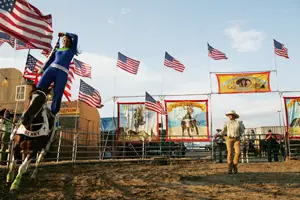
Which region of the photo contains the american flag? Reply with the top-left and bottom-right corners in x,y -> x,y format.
23,54 -> 43,80
208,43 -> 228,60
15,39 -> 34,50
70,58 -> 92,78
0,0 -> 53,53
79,79 -> 102,108
0,31 -> 15,48
164,52 -> 185,72
117,52 -> 140,75
63,64 -> 75,101
274,39 -> 289,58
41,38 -> 60,58
145,92 -> 167,115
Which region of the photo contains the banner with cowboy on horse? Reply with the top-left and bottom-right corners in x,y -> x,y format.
117,102 -> 159,142
165,100 -> 209,142
284,97 -> 300,139
216,71 -> 271,94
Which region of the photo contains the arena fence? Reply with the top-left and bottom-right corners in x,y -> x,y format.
1,126 -> 300,166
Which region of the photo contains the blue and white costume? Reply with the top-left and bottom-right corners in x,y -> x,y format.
37,32 -> 78,115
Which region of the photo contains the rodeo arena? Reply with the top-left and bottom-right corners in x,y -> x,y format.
0,1 -> 300,200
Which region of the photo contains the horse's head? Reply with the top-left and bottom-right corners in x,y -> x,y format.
21,86 -> 51,128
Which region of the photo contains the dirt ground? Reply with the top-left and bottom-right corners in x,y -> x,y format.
0,159 -> 300,200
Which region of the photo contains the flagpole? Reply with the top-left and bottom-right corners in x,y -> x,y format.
12,49 -> 30,123
274,49 -> 289,159
112,62 -> 119,158
159,96 -> 164,156
207,43 -> 214,161
273,47 -> 285,129
72,90 -> 80,164
161,60 -> 165,96
160,59 -> 165,156
207,45 -> 213,94
7,38 -> 18,168
274,50 -> 279,92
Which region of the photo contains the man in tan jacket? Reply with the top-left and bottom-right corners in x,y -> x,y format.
221,110 -> 245,174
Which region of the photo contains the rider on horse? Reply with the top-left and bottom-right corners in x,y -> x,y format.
37,32 -> 78,124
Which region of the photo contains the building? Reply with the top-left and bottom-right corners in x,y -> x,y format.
58,100 -> 100,147
0,68 -> 32,116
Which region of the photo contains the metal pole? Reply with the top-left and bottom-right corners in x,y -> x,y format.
56,131 -> 62,162
72,100 -> 79,163
209,94 -> 214,161
142,137 -> 145,159
278,111 -> 281,127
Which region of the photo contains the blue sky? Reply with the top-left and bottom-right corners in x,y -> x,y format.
1,0 -> 300,132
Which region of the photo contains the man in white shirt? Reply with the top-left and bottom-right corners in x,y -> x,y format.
221,110 -> 245,174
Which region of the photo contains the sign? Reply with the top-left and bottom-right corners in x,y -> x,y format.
59,107 -> 80,115
165,100 -> 209,142
284,97 -> 300,139
117,102 -> 159,142
216,71 -> 271,94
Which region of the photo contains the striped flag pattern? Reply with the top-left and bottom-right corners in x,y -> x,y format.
70,58 -> 92,78
41,38 -> 60,58
0,0 -> 53,53
23,54 -> 43,80
164,52 -> 185,72
145,92 -> 167,115
208,43 -> 228,60
0,31 -> 15,48
117,52 -> 140,75
22,54 -> 75,101
79,79 -> 102,108
15,39 -> 34,50
63,64 -> 75,101
274,39 -> 289,58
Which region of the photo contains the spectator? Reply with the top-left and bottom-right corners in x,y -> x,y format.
213,129 -> 225,163
266,129 -> 279,162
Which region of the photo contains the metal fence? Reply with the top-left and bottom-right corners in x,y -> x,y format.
47,131 -> 298,163
1,126 -> 300,166
50,130 -> 211,162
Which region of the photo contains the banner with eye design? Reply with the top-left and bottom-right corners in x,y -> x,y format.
215,71 -> 271,94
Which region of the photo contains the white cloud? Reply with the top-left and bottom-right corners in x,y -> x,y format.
225,24 -> 265,52
107,17 -> 114,24
120,8 -> 131,15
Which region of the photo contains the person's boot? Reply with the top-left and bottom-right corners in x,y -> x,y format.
228,164 -> 233,174
233,164 -> 238,174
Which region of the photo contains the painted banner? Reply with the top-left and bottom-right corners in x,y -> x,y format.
117,102 -> 159,142
284,97 -> 300,139
216,71 -> 271,94
165,100 -> 209,142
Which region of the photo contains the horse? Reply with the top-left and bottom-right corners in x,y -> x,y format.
181,106 -> 199,138
6,87 -> 57,191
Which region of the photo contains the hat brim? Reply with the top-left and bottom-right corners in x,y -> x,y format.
225,113 -> 239,118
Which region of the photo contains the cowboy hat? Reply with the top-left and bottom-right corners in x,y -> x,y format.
225,110 -> 239,118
